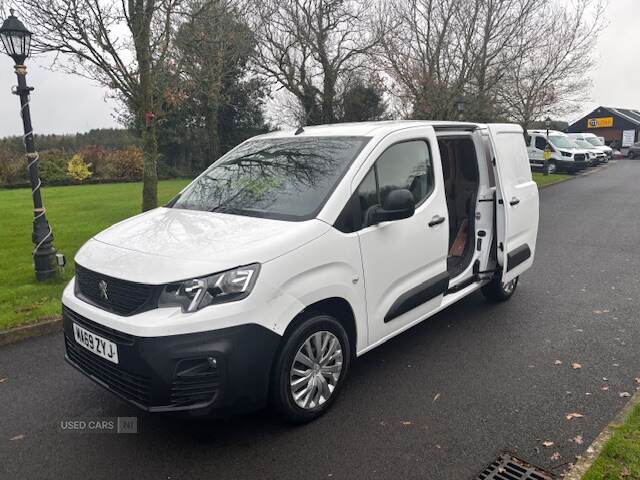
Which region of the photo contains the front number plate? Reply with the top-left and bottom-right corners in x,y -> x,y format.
73,323 -> 119,364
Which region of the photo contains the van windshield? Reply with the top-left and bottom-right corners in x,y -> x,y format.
586,137 -> 604,146
548,136 -> 576,149
574,139 -> 593,149
170,136 -> 369,221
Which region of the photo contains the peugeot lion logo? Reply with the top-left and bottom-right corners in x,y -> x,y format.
98,280 -> 109,301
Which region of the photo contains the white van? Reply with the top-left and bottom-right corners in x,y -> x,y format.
567,132 -> 612,161
526,130 -> 590,173
62,121 -> 539,422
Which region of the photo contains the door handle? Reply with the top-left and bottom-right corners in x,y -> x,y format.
509,197 -> 520,206
428,215 -> 446,227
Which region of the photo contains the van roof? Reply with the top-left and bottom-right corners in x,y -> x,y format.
567,132 -> 596,138
255,120 -> 488,139
527,129 -> 567,136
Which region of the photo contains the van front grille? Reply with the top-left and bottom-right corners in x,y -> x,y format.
75,264 -> 157,316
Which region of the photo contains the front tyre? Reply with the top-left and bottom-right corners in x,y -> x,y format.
481,276 -> 519,302
271,314 -> 351,423
546,161 -> 557,174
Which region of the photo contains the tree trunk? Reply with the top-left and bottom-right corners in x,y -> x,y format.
205,108 -> 221,167
134,2 -> 158,212
322,73 -> 335,124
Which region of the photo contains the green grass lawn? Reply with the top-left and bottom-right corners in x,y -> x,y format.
532,171 -> 572,187
583,402 -> 640,479
0,179 -> 190,331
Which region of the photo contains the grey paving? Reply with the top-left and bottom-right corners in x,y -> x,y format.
2,160 -> 640,479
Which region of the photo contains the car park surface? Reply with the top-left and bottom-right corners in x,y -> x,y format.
2,159 -> 639,479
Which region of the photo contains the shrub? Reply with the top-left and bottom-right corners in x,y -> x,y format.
67,154 -> 92,181
103,146 -> 144,180
38,149 -> 71,184
78,145 -> 108,177
0,150 -> 27,185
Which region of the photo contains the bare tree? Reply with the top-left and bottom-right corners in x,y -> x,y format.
171,0 -> 256,166
252,0 -> 384,126
497,0 -> 606,129
20,0 -> 184,211
381,0 -> 540,121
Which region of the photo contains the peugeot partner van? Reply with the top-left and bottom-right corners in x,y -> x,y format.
567,133 -> 612,161
62,121 -> 539,423
526,130 -> 590,173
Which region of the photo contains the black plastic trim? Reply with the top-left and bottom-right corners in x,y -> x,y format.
62,306 -> 282,416
506,244 -> 531,272
384,271 -> 449,323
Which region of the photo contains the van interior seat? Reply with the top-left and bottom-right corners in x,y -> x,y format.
438,137 -> 480,277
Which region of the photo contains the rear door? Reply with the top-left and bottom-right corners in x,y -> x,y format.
487,124 -> 539,282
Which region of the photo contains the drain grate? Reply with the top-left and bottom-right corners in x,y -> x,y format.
475,453 -> 556,480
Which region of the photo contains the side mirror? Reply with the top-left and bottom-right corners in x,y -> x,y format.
367,189 -> 415,226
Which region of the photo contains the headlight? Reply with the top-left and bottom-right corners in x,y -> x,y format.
560,150 -> 572,157
158,264 -> 260,312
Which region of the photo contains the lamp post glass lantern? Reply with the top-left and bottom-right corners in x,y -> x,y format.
455,97 -> 466,120
1,9 -> 59,280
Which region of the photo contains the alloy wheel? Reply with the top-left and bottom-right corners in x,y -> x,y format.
289,331 -> 343,409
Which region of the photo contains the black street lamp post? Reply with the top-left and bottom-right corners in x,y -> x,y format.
543,116 -> 552,176
1,9 -> 58,280
454,96 -> 466,121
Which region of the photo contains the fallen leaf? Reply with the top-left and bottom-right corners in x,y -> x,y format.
619,392 -> 631,398
603,377 -> 608,381
433,393 -> 440,403
613,363 -> 620,367
435,444 -> 441,449
542,441 -> 554,447
9,434 -> 25,441
566,413 -> 584,421
571,363 -> 582,370
0,378 -> 7,383
635,378 -> 640,384
550,452 -> 561,461
602,386 -> 609,391
554,360 -> 562,365
622,466 -> 631,477
593,310 -> 603,314
401,421 -> 412,426
573,435 -> 583,445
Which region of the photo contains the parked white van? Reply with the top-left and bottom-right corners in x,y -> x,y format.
62,121 -> 539,422
526,130 -> 590,173
567,132 -> 612,161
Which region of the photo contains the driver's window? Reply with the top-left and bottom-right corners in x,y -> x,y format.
352,140 -> 433,231
376,140 -> 433,207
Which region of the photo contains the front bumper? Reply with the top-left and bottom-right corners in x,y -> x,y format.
63,305 -> 281,415
556,159 -> 588,172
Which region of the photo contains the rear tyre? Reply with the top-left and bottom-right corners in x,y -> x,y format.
270,313 -> 351,424
629,151 -> 635,159
481,276 -> 519,302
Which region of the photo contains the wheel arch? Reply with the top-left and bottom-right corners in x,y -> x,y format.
283,297 -> 358,358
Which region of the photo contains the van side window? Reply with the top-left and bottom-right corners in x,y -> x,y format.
343,140 -> 434,232
376,140 -> 433,207
535,136 -> 547,150
355,169 -> 378,228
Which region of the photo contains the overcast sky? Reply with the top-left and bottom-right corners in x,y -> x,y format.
0,0 -> 638,138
